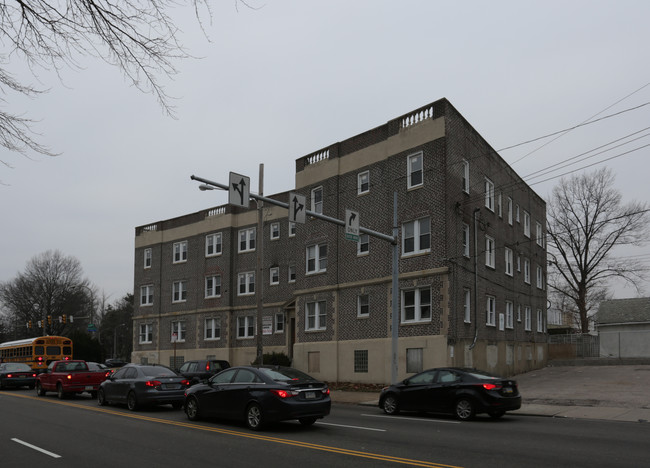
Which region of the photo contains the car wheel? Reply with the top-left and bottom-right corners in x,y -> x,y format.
246,403 -> 264,431
127,391 -> 138,411
97,389 -> 108,406
455,398 -> 476,421
171,401 -> 183,410
57,383 -> 66,400
185,396 -> 201,421
382,394 -> 400,415
36,382 -> 46,396
299,417 -> 317,426
489,410 -> 505,419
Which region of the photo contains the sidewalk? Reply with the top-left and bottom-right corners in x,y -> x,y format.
329,364 -> 650,423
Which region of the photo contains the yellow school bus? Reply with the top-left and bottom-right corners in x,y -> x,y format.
0,336 -> 73,373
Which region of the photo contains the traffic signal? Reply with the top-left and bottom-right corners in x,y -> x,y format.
47,316 -> 52,325
37,320 -> 42,328
62,315 -> 67,324
27,321 -> 32,329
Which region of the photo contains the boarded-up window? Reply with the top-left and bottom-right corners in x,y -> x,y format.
406,348 -> 423,373
308,351 -> 320,373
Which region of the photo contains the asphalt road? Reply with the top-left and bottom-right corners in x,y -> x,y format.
1,388 -> 649,468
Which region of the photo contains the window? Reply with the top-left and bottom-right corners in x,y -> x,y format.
204,317 -> 221,340
525,306 -> 532,331
288,265 -> 296,283
289,222 -> 296,237
497,193 -> 502,218
462,223 -> 470,258
517,304 -> 522,322
354,350 -> 368,373
486,295 -> 496,326
485,236 -> 495,268
537,309 -> 544,332
270,222 -> 280,240
171,321 -> 186,342
306,301 -> 326,331
140,285 -> 153,306
505,247 -> 513,276
524,211 -> 531,238
485,178 -> 494,211
402,287 -> 431,323
205,275 -> 221,298
536,222 -> 544,247
358,171 -> 369,194
270,267 -> 280,285
506,301 -> 514,329
311,186 -> 323,214
144,248 -> 152,269
516,204 -> 520,223
507,197 -> 513,225
537,265 -> 544,289
464,289 -> 471,323
406,348 -> 423,373
402,217 -> 431,256
358,233 -> 369,256
517,255 -> 521,272
275,314 -> 284,333
173,241 -> 188,263
206,233 -> 222,257
139,324 -> 152,344
407,152 -> 423,189
462,159 -> 470,194
237,315 -> 255,338
238,272 -> 255,295
172,281 -> 187,303
357,294 -> 369,317
238,228 -> 256,253
524,258 -> 531,284
306,243 -> 327,274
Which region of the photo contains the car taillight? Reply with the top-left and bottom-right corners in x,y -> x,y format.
270,389 -> 298,398
37,357 -> 43,362
482,383 -> 502,391
145,380 -> 162,388
7,374 -> 12,378
205,363 -> 210,371
64,357 -> 70,360
67,374 -> 72,380
322,388 -> 330,395
181,380 -> 190,386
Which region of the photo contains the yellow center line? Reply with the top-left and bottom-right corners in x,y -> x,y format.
5,392 -> 463,468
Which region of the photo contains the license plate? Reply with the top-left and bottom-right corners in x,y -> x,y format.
502,387 -> 513,394
85,386 -> 94,391
163,384 -> 180,390
304,391 -> 316,399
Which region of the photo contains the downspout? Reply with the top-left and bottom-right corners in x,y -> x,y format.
469,208 -> 480,349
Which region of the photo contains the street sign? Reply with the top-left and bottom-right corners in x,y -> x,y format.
228,172 -> 250,208
87,323 -> 97,332
289,192 -> 306,224
345,209 -> 360,242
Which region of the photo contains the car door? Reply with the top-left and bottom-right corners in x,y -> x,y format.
429,369 -> 462,412
110,367 -> 138,403
198,368 -> 238,418
104,367 -> 129,401
398,370 -> 437,411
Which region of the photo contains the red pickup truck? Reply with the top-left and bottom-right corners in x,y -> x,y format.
36,360 -> 109,399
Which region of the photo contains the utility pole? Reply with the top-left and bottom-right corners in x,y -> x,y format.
256,164 -> 264,364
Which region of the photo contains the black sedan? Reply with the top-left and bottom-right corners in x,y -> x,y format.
379,367 -> 521,421
0,363 -> 37,389
184,365 -> 331,430
97,364 -> 190,411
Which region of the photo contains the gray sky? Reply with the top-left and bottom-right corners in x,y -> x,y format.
2,0 -> 649,303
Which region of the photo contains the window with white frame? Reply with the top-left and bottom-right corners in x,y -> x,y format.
402,287 -> 431,323
524,211 -> 531,238
357,294 -> 369,317
204,317 -> 221,340
173,241 -> 188,263
140,285 -> 153,306
275,313 -> 284,333
516,204 -> 520,223
525,306 -> 532,331
464,289 -> 471,323
524,258 -> 530,284
517,255 -> 521,272
462,223 -> 470,258
536,222 -> 544,247
206,233 -> 222,257
485,178 -> 495,211
497,193 -> 502,218
270,267 -> 280,285
358,233 -> 369,256
358,171 -> 369,194
238,227 -> 256,253
486,295 -> 496,326
311,186 -> 323,214
172,281 -> 187,303
270,222 -> 280,240
407,152 -> 423,189
139,323 -> 152,344
517,304 -> 522,322
402,217 -> 431,256
462,159 -> 470,194
485,235 -> 495,268
306,301 -> 326,331
537,309 -> 544,332
506,301 -> 514,328
171,320 -> 186,342
205,275 -> 222,298
507,197 -> 513,225
237,315 -> 255,338
144,248 -> 152,269
288,265 -> 296,283
238,272 -> 255,295
505,247 -> 513,276
306,243 -> 327,274
536,265 -> 544,289
289,222 -> 296,237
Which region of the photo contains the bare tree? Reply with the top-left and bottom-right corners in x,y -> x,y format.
0,0 -> 210,166
547,168 -> 649,333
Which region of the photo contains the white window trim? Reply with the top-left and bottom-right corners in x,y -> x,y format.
140,285 -> 154,306
306,243 -> 327,274
536,222 -> 545,247
485,236 -> 495,268
270,266 -> 280,285
506,301 -> 514,329
288,222 -> 296,237
171,320 -> 186,342
237,271 -> 255,296
237,315 -> 255,339
173,241 -> 188,264
402,217 -> 431,257
357,233 -> 369,256
497,193 -> 502,218
537,309 -> 544,332
270,222 -> 280,240
524,211 -> 531,238
172,281 -> 187,303
358,170 -> 370,195
205,275 -> 222,298
205,232 -> 222,257
357,294 -> 369,317
507,197 -> 513,225
139,323 -> 153,344
463,289 -> 471,323
525,306 -> 532,331
238,227 -> 256,253
401,287 -> 432,323
407,152 -> 424,189
537,265 -> 544,290
524,258 -> 531,284
288,265 -> 296,283
462,159 -> 470,194
204,317 -> 221,341
462,223 -> 470,258
311,186 -> 323,214
486,295 -> 496,326
306,301 -> 327,331
505,247 -> 513,277
485,178 -> 495,211
144,248 -> 152,269
275,313 -> 285,333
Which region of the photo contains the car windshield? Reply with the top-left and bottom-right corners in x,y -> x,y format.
140,366 -> 176,378
2,363 -> 31,372
258,367 -> 316,382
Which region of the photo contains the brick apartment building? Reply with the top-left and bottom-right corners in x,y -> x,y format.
132,98 -> 548,383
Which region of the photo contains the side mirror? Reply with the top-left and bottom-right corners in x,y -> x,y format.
402,378 -> 409,385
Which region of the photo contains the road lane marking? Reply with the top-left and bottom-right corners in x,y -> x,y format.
362,414 -> 461,424
11,438 -> 61,458
7,392 -> 463,468
316,421 -> 386,432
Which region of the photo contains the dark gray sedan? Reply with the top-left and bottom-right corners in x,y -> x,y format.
0,363 -> 37,389
97,364 -> 190,411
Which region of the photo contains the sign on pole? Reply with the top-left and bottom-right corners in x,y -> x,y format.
229,172 -> 250,208
289,192 -> 306,224
345,209 -> 360,242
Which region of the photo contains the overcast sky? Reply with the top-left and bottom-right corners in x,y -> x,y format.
2,0 -> 649,304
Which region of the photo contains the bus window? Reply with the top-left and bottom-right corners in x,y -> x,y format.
46,346 -> 61,355
63,346 -> 72,355
35,346 -> 44,355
